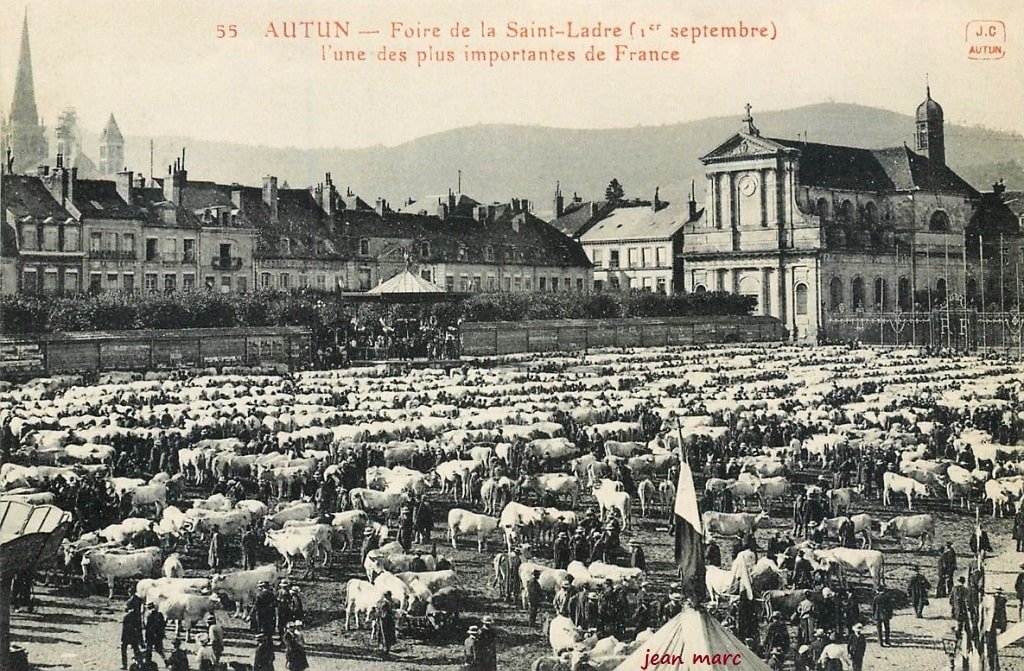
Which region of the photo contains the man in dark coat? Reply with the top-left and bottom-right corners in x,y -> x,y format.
1014,507 -> 1024,552
937,543 -> 956,597
950,576 -> 970,642
252,581 -> 277,636
525,570 -> 543,626
208,526 -> 225,570
360,527 -> 379,563
242,525 -> 260,570
143,603 -> 166,665
762,612 -> 790,654
414,499 -> 433,544
121,602 -> 144,669
629,540 -> 646,572
478,617 -> 497,671
907,566 -> 931,618
705,540 -> 722,568
871,589 -> 893,647
848,623 -> 867,671
839,517 -> 856,549
463,626 -> 482,670
553,532 -> 571,569
969,525 -> 993,557
1015,564 -> 1024,621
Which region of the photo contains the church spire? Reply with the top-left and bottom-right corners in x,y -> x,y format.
10,10 -> 39,126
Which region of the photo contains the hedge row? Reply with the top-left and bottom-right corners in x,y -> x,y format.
0,290 -> 755,335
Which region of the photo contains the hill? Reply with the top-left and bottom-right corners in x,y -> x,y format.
84,102 -> 1023,215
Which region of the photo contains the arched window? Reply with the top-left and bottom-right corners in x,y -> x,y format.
815,198 -> 830,219
852,277 -> 865,310
829,277 -> 843,310
864,201 -> 878,226
929,211 -> 950,232
898,277 -> 911,310
936,277 -> 947,299
694,284 -> 707,294
966,277 -> 978,306
874,277 -> 888,310
839,200 -> 854,223
795,283 -> 809,315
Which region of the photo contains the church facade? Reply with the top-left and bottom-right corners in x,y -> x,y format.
683,91 -> 978,342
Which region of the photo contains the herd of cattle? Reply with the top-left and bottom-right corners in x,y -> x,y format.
1,343 -> 1023,670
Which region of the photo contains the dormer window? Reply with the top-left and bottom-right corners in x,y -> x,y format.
458,245 -> 467,261
281,237 -> 291,254
359,238 -> 370,255
485,246 -> 494,262
420,241 -> 430,258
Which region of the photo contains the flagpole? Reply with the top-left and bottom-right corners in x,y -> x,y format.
911,237 -> 918,345
1000,233 -> 1006,351
980,235 -> 986,349
926,245 -> 933,349
962,229 -> 968,351
945,236 -> 951,349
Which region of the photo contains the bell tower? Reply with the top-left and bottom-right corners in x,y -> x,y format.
1,11 -> 48,173
915,84 -> 945,167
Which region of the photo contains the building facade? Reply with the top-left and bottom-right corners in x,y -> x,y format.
682,93 -> 983,341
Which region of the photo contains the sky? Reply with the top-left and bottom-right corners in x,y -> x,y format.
0,0 -> 1022,149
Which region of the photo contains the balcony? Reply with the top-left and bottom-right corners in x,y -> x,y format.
90,249 -> 136,260
212,256 -> 243,270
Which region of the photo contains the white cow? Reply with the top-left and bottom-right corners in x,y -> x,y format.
882,472 -> 930,511
702,512 -> 767,538
591,480 -> 631,530
264,529 -> 322,577
162,553 -> 185,578
520,473 -> 580,509
158,592 -> 223,641
448,508 -> 499,552
499,502 -> 547,551
880,514 -> 936,550
210,564 -> 280,618
82,546 -> 162,598
814,547 -> 885,588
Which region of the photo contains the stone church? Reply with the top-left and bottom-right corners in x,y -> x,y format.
682,89 -> 978,342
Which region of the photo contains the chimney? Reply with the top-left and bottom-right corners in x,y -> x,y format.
230,183 -> 243,209
437,202 -> 449,219
321,172 -> 336,217
69,167 -> 77,205
375,197 -> 389,216
116,169 -> 134,205
993,180 -> 1006,196
554,182 -> 564,218
36,164 -> 48,177
653,186 -> 660,211
590,202 -> 599,217
448,189 -> 456,213
56,152 -> 64,169
135,174 -> 146,188
262,176 -> 279,223
688,179 -> 698,220
163,157 -> 187,206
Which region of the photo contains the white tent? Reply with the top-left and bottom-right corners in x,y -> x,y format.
613,605 -> 772,671
366,269 -> 446,295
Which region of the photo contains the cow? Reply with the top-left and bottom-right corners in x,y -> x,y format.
480,477 -> 515,515
882,472 -> 931,511
814,548 -> 885,588
515,561 -> 569,606
448,508 -> 499,552
637,479 -> 657,517
725,479 -> 760,508
127,482 -> 168,515
210,564 -> 280,618
158,592 -> 223,641
826,487 -> 859,516
702,511 -> 768,538
264,529 -> 322,578
519,473 -> 580,509
188,508 -> 252,537
81,546 -> 162,598
591,480 -> 631,530
880,514 -> 937,550
329,510 -> 369,549
818,514 -> 876,549
135,577 -> 210,605
344,578 -> 385,629
349,488 -> 409,517
762,588 -> 825,619
704,478 -> 735,495
499,502 -> 547,551
162,553 -> 185,578
755,476 -> 791,508
364,550 -> 445,581
396,569 -> 458,593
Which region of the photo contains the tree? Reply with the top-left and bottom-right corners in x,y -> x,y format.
605,178 -> 625,203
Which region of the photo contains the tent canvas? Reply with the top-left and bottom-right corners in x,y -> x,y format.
366,269 -> 447,295
613,605 -> 772,671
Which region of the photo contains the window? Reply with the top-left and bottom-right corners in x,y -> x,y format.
204,276 -> 215,290
795,283 -> 809,315
829,277 -> 843,310
485,246 -> 494,262
420,241 -> 430,258
421,269 -> 432,283
642,277 -> 652,292
21,225 -> 38,251
63,227 -> 80,252
839,200 -> 854,222
929,211 -> 950,232
852,277 -> 865,310
459,275 -> 469,292
164,274 -> 176,293
513,276 -> 523,291
815,198 -> 830,219
162,238 -> 177,261
471,275 -> 482,291
122,233 -> 134,257
446,275 -> 455,291
236,277 -> 247,293
539,277 -> 547,291
358,268 -> 372,291
90,231 -> 102,253
694,284 -> 707,294
487,276 -> 497,291
43,270 -> 59,292
874,278 -> 888,310
656,277 -> 666,294
503,277 -> 511,291
183,239 -> 196,263
219,242 -> 232,259
591,248 -> 603,266
64,270 -> 79,293
609,277 -> 620,290
551,277 -> 559,292
864,202 -> 878,225
898,277 -> 911,310
279,273 -> 290,289
144,273 -> 157,292
261,273 -> 272,288
42,226 -> 59,251
565,277 -> 571,291
655,247 -> 665,267
524,278 -> 532,290
642,248 -> 652,268
146,238 -> 158,261
106,273 -> 119,290
317,275 -> 326,289
182,274 -> 194,291
220,276 -> 231,294
299,275 -> 309,288
19,268 -> 37,293
936,277 -> 947,299
627,248 -> 638,268
359,238 -> 369,256
609,250 -> 620,268
594,279 -> 604,291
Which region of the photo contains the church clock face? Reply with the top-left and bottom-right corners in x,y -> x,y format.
739,174 -> 758,197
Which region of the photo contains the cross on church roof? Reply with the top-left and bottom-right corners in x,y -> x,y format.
744,103 -> 752,120
742,103 -> 760,137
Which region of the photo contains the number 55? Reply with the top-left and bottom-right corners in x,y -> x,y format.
216,24 -> 238,38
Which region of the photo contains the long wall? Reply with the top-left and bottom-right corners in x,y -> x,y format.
460,315 -> 787,356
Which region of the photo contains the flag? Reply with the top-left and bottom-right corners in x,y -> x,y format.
673,445 -> 707,602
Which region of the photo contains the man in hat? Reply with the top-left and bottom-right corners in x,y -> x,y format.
793,644 -> 814,671
502,548 -> 522,603
288,586 -> 305,623
277,582 -> 293,643
377,591 -> 397,658
206,613 -> 224,662
1014,504 -> 1024,552
143,602 -> 167,665
970,523 -> 992,557
478,616 -> 497,671
121,601 -> 144,670
464,625 -> 481,670
1016,564 -> 1024,621
574,650 -> 596,671
410,549 -> 428,573
937,542 -> 956,597
762,612 -> 790,655
208,525 -> 224,570
871,588 -> 893,647
553,531 -> 571,570
283,620 -> 309,671
848,623 -> 867,671
525,569 -> 543,626
994,587 -> 1008,634
165,638 -> 189,671
767,647 -> 786,671
253,632 -> 275,671
397,503 -> 415,550
808,629 -> 828,665
242,523 -> 260,570
252,580 -> 277,637
361,526 -> 380,563
950,576 -> 970,642
581,591 -> 602,631
553,576 -> 574,618
907,566 -> 931,618
663,593 -> 684,622
629,540 -> 646,572
414,497 -> 433,544
705,539 -> 722,568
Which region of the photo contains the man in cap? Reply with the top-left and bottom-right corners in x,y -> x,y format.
663,593 -> 684,622
526,569 -> 543,626
143,602 -> 167,665
993,587 -> 1008,634
762,612 -> 790,655
848,623 -> 867,671
871,588 -> 893,647
252,580 -> 277,637
464,626 -> 481,670
553,576 -> 574,618
553,531 -> 571,570
478,616 -> 497,671
907,566 -> 931,618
